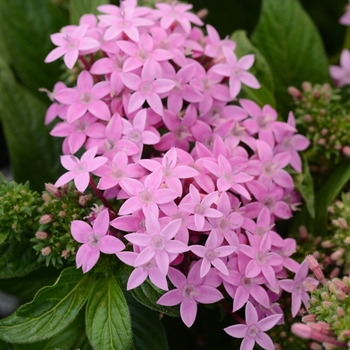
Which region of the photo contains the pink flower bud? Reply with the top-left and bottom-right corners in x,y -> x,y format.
291,323 -> 312,339
302,314 -> 317,323
45,183 -> 62,198
41,246 -> 52,256
302,81 -> 312,91
35,231 -> 50,240
39,214 -> 54,224
332,278 -> 350,294
306,255 -> 326,284
342,146 -> 350,157
304,114 -> 313,123
288,86 -> 302,99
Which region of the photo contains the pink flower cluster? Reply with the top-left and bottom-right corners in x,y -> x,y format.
44,1 -> 312,348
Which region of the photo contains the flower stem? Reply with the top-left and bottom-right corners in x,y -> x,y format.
89,175 -> 116,214
220,300 -> 246,324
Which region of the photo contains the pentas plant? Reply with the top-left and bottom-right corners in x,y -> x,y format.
40,0 -> 311,348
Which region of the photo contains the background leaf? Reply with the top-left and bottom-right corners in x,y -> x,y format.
86,276 -> 132,350
69,0 -> 109,24
124,292 -> 168,350
0,58 -> 63,191
130,278 -> 180,317
0,0 -> 67,101
0,268 -> 94,343
251,0 -> 331,116
0,239 -> 41,279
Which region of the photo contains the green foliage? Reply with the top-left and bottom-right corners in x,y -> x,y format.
251,0 -> 331,116
125,292 -> 169,350
0,268 -> 95,343
0,58 -> 63,190
86,276 -> 132,350
0,239 -> 41,279
231,30 -> 276,108
130,278 -> 180,317
70,0 -> 110,24
0,180 -> 41,243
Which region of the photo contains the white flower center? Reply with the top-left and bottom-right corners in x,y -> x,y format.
87,233 -> 101,248
79,92 -> 94,105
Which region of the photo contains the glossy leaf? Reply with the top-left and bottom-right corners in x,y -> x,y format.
13,308 -> 92,350
0,0 -> 67,101
125,292 -> 168,350
86,276 -> 132,350
0,239 -> 41,279
70,0 -> 109,24
251,0 -> 331,116
130,278 -> 180,317
294,155 -> 315,218
0,268 -> 94,343
314,160 -> 350,236
0,58 -> 63,190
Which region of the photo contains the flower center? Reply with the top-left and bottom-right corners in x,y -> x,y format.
201,78 -> 213,93
263,196 -> 275,210
172,211 -> 186,225
110,167 -> 125,180
218,217 -> 229,232
242,277 -> 254,289
262,160 -> 277,177
66,38 -> 78,50
205,249 -> 217,261
151,235 -> 165,250
87,233 -> 101,248
136,49 -> 150,62
174,125 -> 190,141
79,92 -> 94,105
194,203 -> 206,215
232,67 -> 242,78
75,120 -> 89,133
104,138 -> 117,152
139,188 -> 154,204
74,162 -> 87,174
143,259 -> 155,271
295,281 -> 304,294
182,283 -> 198,299
255,251 -> 268,265
140,81 -> 153,95
119,20 -> 131,29
247,324 -> 259,338
129,129 -> 142,142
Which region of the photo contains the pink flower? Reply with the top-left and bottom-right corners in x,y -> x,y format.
224,301 -> 281,350
191,228 -> 236,278
55,146 -> 107,192
212,47 -> 260,99
45,24 -> 100,69
279,259 -> 318,317
124,213 -> 189,276
55,70 -> 111,123
330,49 -> 350,87
121,59 -> 176,115
71,209 -> 125,273
340,2 -> 350,25
157,261 -> 223,327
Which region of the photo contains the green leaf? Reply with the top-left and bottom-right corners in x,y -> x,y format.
251,0 -> 331,116
86,276 -> 132,350
0,268 -> 94,343
0,267 -> 59,301
130,278 -> 180,317
294,155 -> 315,218
0,0 -> 67,100
0,239 -> 41,279
70,0 -> 109,25
314,160 -> 350,236
0,231 -> 9,245
0,340 -> 12,350
0,58 -> 63,190
13,308 -> 91,350
124,292 -> 168,350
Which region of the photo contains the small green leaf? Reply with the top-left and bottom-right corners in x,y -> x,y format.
0,268 -> 94,343
130,279 -> 180,317
13,308 -> 91,350
314,160 -> 350,236
70,0 -> 109,24
251,0 -> 331,116
86,276 -> 132,350
294,155 -> 315,218
0,58 -> 63,190
0,239 -> 41,279
0,232 -> 9,245
124,292 -> 168,350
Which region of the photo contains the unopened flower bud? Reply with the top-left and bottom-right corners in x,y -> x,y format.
41,246 -> 52,256
304,114 -> 313,123
302,81 -> 312,91
321,240 -> 334,248
299,225 -> 308,242
318,138 -> 326,146
302,314 -> 317,323
336,290 -> 346,301
331,248 -> 345,261
338,218 -> 348,230
288,86 -> 302,99
35,231 -> 49,240
337,307 -> 345,317
330,267 -> 340,279
39,214 -> 54,224
196,8 -> 208,19
306,255 -> 326,284
342,146 -> 350,157
332,278 -> 350,294
42,193 -> 51,203
321,128 -> 328,136
309,342 -> 323,350
58,211 -> 66,218
313,90 -> 320,99
79,195 -> 89,206
45,183 -> 62,198
303,281 -> 317,292
61,250 -> 69,259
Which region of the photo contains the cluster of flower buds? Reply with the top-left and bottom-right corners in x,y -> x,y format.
0,179 -> 41,242
31,183 -> 94,268
43,0 -> 312,345
292,256 -> 350,349
289,82 -> 350,168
